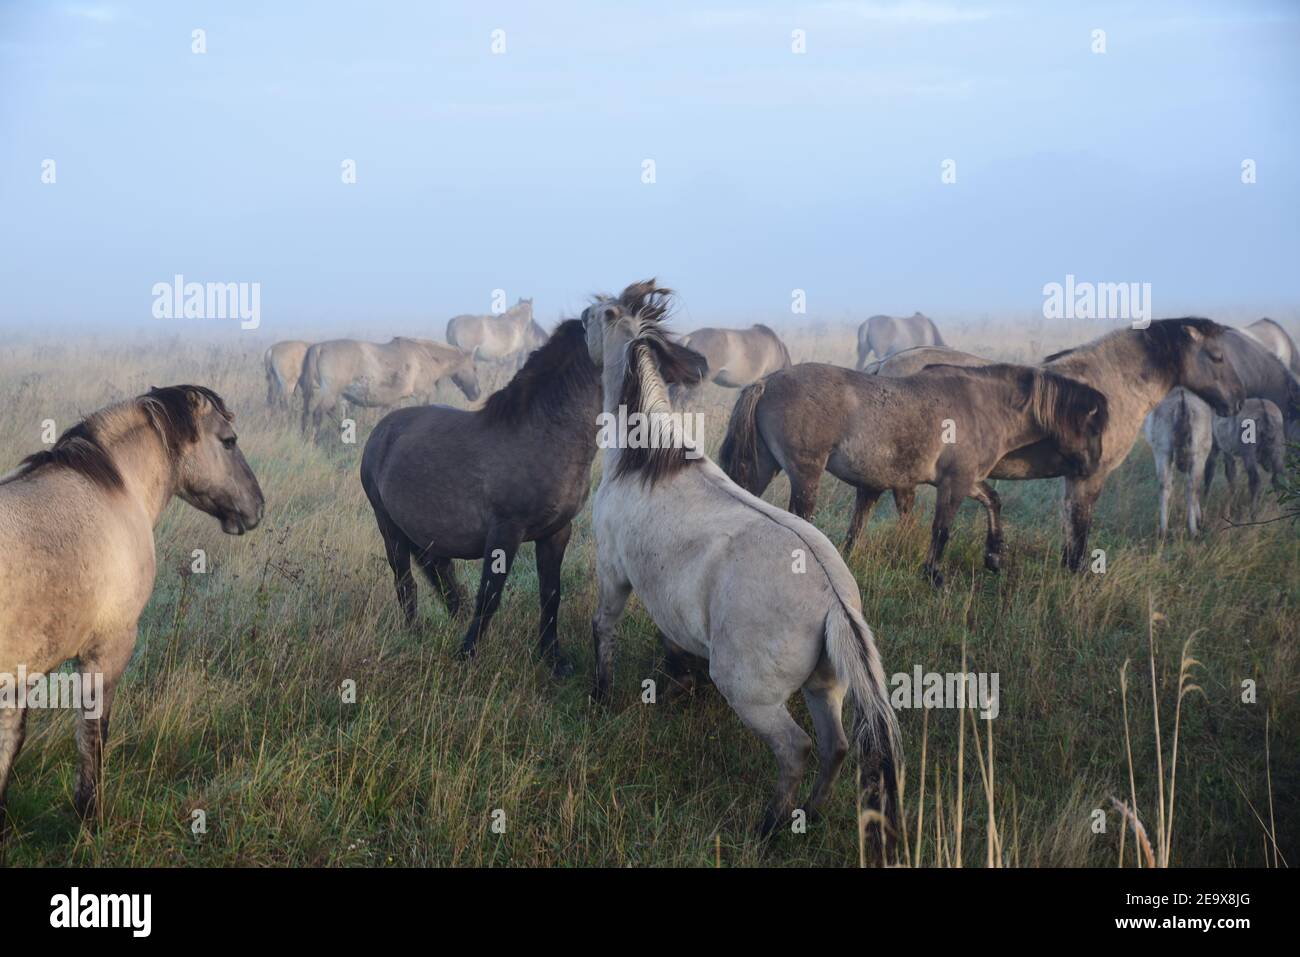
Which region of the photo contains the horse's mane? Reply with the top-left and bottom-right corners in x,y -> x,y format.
3,385 -> 230,491
606,282 -> 709,485
923,363 -> 1109,445
1044,317 -> 1223,366
480,319 -> 598,426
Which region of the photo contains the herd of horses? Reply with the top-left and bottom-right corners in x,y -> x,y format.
2,281 -> 1297,859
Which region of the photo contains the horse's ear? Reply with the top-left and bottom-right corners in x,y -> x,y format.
1183,325 -> 1204,343
652,339 -> 708,385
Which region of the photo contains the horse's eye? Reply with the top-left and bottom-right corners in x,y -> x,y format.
222,436 -> 237,449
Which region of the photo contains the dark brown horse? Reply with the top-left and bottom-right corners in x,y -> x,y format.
359,319 -> 600,675
720,362 -> 1109,585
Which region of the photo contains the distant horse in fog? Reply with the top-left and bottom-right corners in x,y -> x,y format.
583,281 -> 901,847
299,337 -> 480,437
861,319 -> 1244,569
1143,387 -> 1214,537
677,324 -> 791,391
867,345 -> 983,377
1242,318 -> 1300,377
265,340 -> 310,408
360,319 -> 600,676
0,386 -> 263,849
445,298 -> 545,368
720,361 -> 1109,586
855,312 -> 945,370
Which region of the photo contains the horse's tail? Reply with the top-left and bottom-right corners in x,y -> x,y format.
824,601 -> 902,861
718,379 -> 768,492
1173,390 -> 1192,474
856,324 -> 873,370
298,346 -> 321,434
263,347 -> 279,405
931,324 -> 947,348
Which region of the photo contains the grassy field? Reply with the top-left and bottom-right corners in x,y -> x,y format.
1,318 -> 1295,867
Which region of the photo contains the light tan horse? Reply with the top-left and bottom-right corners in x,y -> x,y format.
679,324 -> 791,389
445,299 -> 545,367
299,337 -> 481,437
264,340 -> 310,408
856,312 -> 946,370
584,282 -> 901,851
0,385 -> 264,847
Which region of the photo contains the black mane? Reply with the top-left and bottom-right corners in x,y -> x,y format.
480,319 -> 599,426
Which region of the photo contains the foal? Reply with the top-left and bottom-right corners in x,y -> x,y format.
585,281 -> 901,846
0,386 -> 264,845
720,362 -> 1109,586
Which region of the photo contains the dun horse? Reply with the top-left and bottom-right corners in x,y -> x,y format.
0,386 -> 263,846
678,324 -> 791,389
360,319 -> 600,675
864,319 -> 1245,569
265,339 -> 310,408
299,337 -> 480,437
445,298 -> 546,367
584,282 -> 901,846
856,312 -> 945,370
720,362 -> 1109,585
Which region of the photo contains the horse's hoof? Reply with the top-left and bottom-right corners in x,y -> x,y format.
922,567 -> 945,588
547,655 -> 575,679
984,552 -> 1001,573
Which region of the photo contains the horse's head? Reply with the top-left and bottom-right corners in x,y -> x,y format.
1031,370 -> 1109,478
1155,319 -> 1244,417
450,352 -> 482,402
582,280 -> 704,382
144,385 -> 264,535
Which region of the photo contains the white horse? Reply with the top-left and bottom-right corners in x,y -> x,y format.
583,280 -> 901,848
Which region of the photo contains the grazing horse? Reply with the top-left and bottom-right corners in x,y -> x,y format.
1242,318 -> 1300,377
360,319 -> 600,675
1142,388 -> 1214,537
719,362 -> 1109,586
860,320 -> 1245,569
299,337 -> 480,437
1205,398 -> 1287,518
856,312 -> 946,370
678,324 -> 791,389
264,340 -> 310,408
1219,329 -> 1300,437
0,386 -> 264,847
445,299 -> 545,367
584,281 -> 901,846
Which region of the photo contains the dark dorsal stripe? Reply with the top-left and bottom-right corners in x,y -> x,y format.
480,319 -> 599,426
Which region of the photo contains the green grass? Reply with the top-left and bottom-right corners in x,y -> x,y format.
0,324 -> 1294,867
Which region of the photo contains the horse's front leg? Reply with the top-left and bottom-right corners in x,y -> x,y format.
459,528 -> 522,659
590,575 -> 631,705
922,481 -> 966,587
535,523 -> 574,677
1061,476 -> 1103,572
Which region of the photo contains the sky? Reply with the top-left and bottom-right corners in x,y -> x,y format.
1,0 -> 1297,337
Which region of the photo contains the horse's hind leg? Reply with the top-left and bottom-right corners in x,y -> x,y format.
459,528 -> 522,659
969,481 -> 1003,571
0,705 -> 29,849
801,676 -> 849,819
724,698 -> 812,838
591,574 -> 632,705
535,523 -> 575,677
367,493 -> 419,626
844,486 -> 882,555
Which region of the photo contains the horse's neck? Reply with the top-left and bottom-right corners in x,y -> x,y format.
1053,331 -> 1176,416
103,419 -> 175,524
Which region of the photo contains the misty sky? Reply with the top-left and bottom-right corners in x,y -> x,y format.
1,0 -> 1297,336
